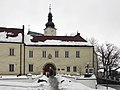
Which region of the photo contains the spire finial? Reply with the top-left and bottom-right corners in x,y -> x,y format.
49,4 -> 51,13
28,25 -> 30,31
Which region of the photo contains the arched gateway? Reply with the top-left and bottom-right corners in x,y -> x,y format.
43,63 -> 56,77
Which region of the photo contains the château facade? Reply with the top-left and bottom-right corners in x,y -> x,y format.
0,8 -> 97,75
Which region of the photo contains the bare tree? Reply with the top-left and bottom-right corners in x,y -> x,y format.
87,37 -> 98,51
96,43 -> 120,76
88,38 -> 120,77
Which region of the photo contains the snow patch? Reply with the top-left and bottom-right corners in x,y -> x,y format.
25,39 -> 92,46
0,32 -> 22,42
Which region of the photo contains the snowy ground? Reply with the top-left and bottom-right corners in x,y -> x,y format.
0,74 -> 116,90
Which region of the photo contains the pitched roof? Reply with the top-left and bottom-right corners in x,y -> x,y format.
0,27 -> 24,37
31,33 -> 87,42
27,31 -> 43,36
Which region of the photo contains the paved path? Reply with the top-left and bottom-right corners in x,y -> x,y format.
48,76 -> 59,90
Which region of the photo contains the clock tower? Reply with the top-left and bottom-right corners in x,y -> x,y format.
44,5 -> 57,36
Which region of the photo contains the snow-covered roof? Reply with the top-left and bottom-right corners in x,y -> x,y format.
25,35 -> 92,46
0,32 -> 22,42
0,30 -> 92,46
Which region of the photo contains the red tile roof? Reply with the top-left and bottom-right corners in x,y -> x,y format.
31,33 -> 87,42
0,27 -> 24,37
0,27 -> 87,43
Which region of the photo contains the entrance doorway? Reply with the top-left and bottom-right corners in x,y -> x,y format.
43,63 -> 56,76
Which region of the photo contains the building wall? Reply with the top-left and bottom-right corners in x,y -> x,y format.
0,42 -> 96,75
24,45 -> 94,75
0,43 -> 23,75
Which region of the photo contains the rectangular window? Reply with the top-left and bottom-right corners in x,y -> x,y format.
9,64 -> 14,72
29,51 -> 33,58
42,51 -> 46,58
9,48 -> 14,56
67,66 -> 70,72
65,51 -> 69,58
55,51 -> 59,58
76,51 -> 80,58
73,66 -> 77,72
29,64 -> 33,72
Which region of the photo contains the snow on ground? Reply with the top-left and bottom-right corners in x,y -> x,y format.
0,74 -> 116,90
57,75 -> 92,90
62,74 -> 97,89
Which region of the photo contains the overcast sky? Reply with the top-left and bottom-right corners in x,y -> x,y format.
0,0 -> 120,47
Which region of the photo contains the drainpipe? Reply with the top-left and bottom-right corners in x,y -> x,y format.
22,25 -> 24,43
23,44 -> 25,75
20,43 -> 22,75
19,25 -> 24,75
22,25 -> 25,75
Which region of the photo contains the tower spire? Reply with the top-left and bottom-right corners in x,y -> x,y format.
28,25 -> 30,31
44,5 -> 57,36
45,4 -> 55,28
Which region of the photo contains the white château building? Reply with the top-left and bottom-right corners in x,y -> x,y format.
0,7 -> 97,76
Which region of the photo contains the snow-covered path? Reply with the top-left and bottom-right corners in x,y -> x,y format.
0,75 -> 116,90
48,76 -> 59,90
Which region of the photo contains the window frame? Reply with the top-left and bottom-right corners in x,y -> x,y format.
29,64 -> 33,72
9,64 -> 14,72
76,51 -> 80,58
55,51 -> 59,58
67,66 -> 70,72
42,51 -> 46,58
29,50 -> 33,58
9,48 -> 15,56
65,51 -> 69,58
73,66 -> 77,72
